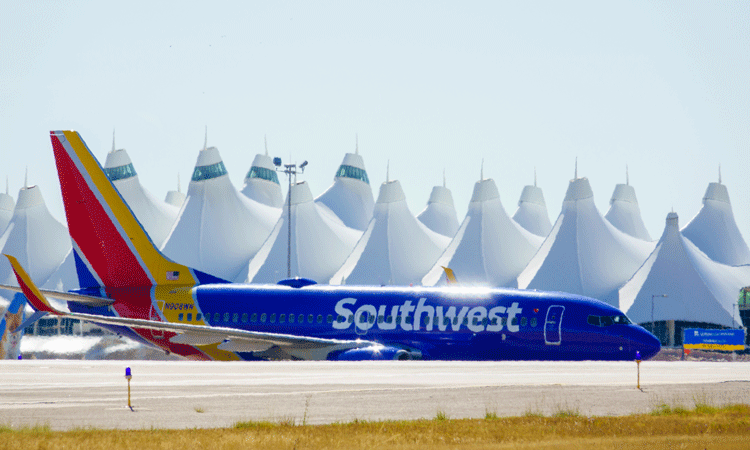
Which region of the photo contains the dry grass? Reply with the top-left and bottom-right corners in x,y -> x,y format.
1,404 -> 749,449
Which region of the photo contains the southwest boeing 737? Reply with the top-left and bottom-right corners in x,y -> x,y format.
2,130 -> 660,361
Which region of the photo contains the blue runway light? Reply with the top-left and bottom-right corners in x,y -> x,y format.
125,367 -> 132,378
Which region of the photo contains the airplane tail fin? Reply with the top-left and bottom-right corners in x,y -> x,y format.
49,131 -> 226,289
0,292 -> 27,359
441,266 -> 458,285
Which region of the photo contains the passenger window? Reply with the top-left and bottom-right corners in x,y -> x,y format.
360,314 -> 367,323
453,317 -> 458,325
472,317 -> 479,325
260,313 -> 267,323
463,317 -> 468,325
530,317 -> 537,327
490,318 -> 497,326
270,314 -> 276,323
178,313 -> 184,321
298,314 -> 305,323
482,318 -> 488,326
423,316 -> 430,326
327,314 -> 333,323
280,314 -> 286,323
337,315 -> 345,323
223,313 -> 230,322
368,315 -> 374,324
348,315 -> 354,323
378,315 -> 384,324
520,317 -> 527,327
289,314 -> 295,323
445,317 -> 451,326
213,313 -> 219,322
317,314 -> 323,324
511,317 -> 518,326
251,313 -> 258,323
406,316 -> 413,325
196,313 -> 202,322
241,313 -> 248,323
307,314 -> 314,323
187,313 -> 192,322
232,313 -> 239,323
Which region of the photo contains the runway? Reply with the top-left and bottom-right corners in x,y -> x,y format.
1,360 -> 748,430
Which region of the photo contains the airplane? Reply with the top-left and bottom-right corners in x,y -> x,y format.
1,130 -> 661,361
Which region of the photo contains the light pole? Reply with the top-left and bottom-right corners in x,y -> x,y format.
273,157 -> 307,279
651,294 -> 668,339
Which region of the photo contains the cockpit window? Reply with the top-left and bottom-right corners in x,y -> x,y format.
192,161 -> 228,181
588,314 -> 632,327
336,165 -> 369,184
104,164 -> 137,181
246,166 -> 280,184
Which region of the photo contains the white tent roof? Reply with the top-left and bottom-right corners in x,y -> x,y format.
161,146 -> 280,282
41,248 -> 80,295
681,182 -> 750,266
517,177 -> 655,307
604,183 -> 651,241
246,181 -> 361,284
512,184 -> 552,237
104,148 -> 179,247
423,178 -> 543,287
241,153 -> 284,208
416,185 -> 460,238
315,152 -> 374,231
331,180 -> 450,286
619,212 -> 749,327
0,190 -> 14,235
0,185 -> 71,296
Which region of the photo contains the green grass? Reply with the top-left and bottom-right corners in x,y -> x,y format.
2,404 -> 749,450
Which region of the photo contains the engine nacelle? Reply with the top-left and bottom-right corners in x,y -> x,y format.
332,346 -> 417,361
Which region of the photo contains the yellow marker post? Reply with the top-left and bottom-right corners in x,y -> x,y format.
635,351 -> 642,390
125,367 -> 133,410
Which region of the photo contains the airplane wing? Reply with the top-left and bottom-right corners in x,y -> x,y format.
3,254 -> 376,360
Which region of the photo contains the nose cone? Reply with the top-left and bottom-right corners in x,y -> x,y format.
631,326 -> 661,360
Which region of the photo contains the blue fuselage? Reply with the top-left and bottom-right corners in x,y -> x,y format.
187,284 -> 660,361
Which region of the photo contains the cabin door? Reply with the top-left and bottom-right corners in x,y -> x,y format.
544,305 -> 564,345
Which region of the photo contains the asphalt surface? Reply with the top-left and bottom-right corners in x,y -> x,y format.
1,360 -> 748,430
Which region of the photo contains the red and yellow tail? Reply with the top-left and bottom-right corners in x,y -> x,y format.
50,131 -> 222,289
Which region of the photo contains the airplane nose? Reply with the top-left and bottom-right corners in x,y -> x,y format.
631,326 -> 661,360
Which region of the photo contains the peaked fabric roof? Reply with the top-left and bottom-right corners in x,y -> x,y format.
241,153 -> 284,208
681,182 -> 750,266
246,181 -> 361,284
104,148 -> 180,247
161,146 -> 280,282
423,178 -> 543,287
41,248 -> 80,294
0,191 -> 14,235
517,177 -> 654,307
315,153 -> 374,231
416,185 -> 460,238
0,185 -> 71,294
331,180 -> 449,286
604,183 -> 651,241
512,184 -> 552,237
620,212 -> 749,327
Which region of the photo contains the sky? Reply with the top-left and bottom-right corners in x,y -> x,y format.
2,1 -> 748,244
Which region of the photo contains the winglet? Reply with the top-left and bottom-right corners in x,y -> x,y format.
441,266 -> 458,285
3,254 -> 63,315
